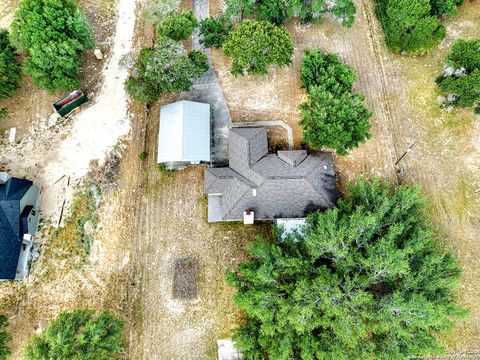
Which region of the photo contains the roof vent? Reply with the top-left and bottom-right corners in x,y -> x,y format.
243,210 -> 254,225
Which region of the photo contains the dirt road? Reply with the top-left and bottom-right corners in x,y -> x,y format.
0,0 -> 137,220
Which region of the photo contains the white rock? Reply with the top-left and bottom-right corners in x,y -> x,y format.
94,48 -> 104,60
8,128 -> 16,144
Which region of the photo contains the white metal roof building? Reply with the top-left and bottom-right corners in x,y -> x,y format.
157,100 -> 211,166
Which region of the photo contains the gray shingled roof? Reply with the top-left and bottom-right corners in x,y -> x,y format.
0,177 -> 33,279
204,128 -> 339,222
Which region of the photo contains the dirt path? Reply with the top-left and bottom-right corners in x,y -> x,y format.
0,0 -> 138,220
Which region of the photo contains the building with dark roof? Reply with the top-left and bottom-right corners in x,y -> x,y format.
0,173 -> 41,280
204,128 -> 338,223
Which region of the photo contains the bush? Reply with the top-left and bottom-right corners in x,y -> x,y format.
0,29 -> 21,100
227,178 -> 466,359
138,151 -> 147,161
157,10 -> 198,41
125,38 -> 209,103
0,315 -> 10,360
225,0 -> 356,27
0,108 -> 8,123
376,0 -> 446,55
430,0 -> 463,16
142,0 -> 180,25
199,16 -> 233,49
11,0 -> 93,92
223,20 -> 293,76
437,39 -> 480,109
24,309 -> 125,359
299,50 -> 371,155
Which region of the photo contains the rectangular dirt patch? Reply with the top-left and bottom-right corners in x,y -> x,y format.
173,257 -> 200,300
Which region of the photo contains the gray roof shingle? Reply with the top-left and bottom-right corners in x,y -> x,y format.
0,177 -> 33,279
205,128 -> 339,222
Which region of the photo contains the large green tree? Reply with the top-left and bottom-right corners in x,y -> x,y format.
300,86 -> 372,155
299,49 -> 371,155
223,20 -> 293,76
0,315 -> 10,360
437,38 -> 480,110
0,29 -> 21,99
11,0 -> 93,92
24,309 -> 125,360
227,178 -> 466,360
376,0 -> 446,55
125,38 -> 209,103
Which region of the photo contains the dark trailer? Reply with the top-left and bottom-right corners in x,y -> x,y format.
53,89 -> 88,117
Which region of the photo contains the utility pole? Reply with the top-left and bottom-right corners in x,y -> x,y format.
395,141 -> 416,166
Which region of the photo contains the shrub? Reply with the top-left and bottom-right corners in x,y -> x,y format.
11,0 -> 93,92
125,38 -> 209,102
437,39 -> 480,109
0,108 -> 8,123
376,0 -> 446,55
0,315 -> 10,360
199,16 -> 233,49
223,20 -> 293,76
24,309 -> 125,359
227,178 -> 466,359
0,29 -> 21,99
430,0 -> 463,16
299,49 -> 371,155
157,10 -> 198,41
142,0 -> 180,25
225,0 -> 356,27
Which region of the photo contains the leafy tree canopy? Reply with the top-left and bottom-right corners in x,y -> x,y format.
300,49 -> 356,94
0,29 -> 21,100
227,178 -> 466,360
11,0 -> 93,92
300,86 -> 372,155
125,38 -> 209,103
0,315 -> 11,360
223,20 -> 293,76
299,49 -> 371,155
376,0 -> 446,55
437,39 -> 480,109
199,16 -> 234,49
24,309 -> 125,360
225,0 -> 356,27
157,10 -> 199,41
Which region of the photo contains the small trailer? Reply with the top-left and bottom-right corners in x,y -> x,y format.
53,89 -> 88,117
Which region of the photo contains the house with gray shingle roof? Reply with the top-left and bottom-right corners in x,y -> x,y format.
204,128 -> 338,223
0,172 -> 41,280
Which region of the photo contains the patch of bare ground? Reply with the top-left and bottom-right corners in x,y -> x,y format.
0,0 -> 139,358
0,0 -> 116,137
125,88 -> 271,358
212,0 -> 480,351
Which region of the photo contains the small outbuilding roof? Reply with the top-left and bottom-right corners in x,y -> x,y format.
157,100 -> 211,164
